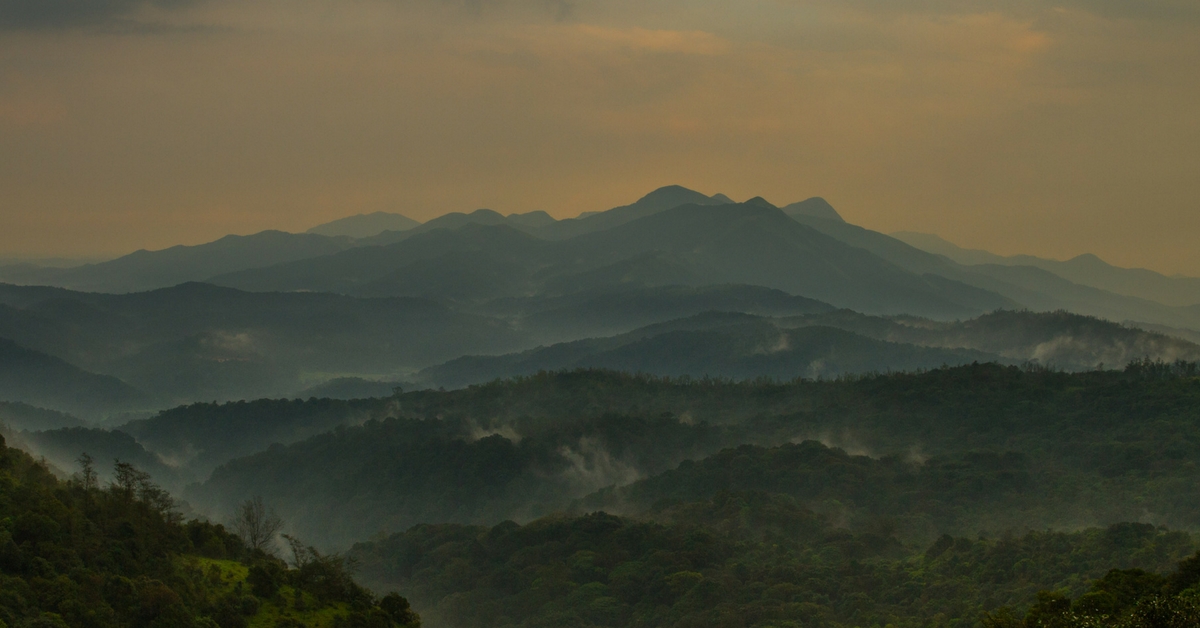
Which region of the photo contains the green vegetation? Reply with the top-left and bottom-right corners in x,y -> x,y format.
0,434 -> 418,628
348,497 -> 1197,628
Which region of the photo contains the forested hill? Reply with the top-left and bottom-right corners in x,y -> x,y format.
187,361 -> 1200,548
348,501 -> 1200,628
0,435 -> 419,628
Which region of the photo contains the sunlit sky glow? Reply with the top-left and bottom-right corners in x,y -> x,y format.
1,0 -> 1198,274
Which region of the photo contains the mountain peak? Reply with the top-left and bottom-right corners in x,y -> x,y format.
782,197 -> 843,222
743,196 -> 777,209
710,193 -> 736,204
633,185 -> 713,208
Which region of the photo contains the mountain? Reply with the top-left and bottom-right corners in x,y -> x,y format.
214,200 -> 1015,318
534,185 -> 729,239
419,313 -> 1002,388
784,208 -> 1200,331
0,230 -> 355,293
0,337 -> 145,417
561,201 -> 1014,317
893,231 -> 1200,308
307,211 -> 421,238
781,196 -> 844,222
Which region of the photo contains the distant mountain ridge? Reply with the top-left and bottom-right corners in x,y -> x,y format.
418,313 -> 1002,388
3,184 -> 1199,408
211,199 -> 1014,318
307,211 -> 421,238
418,309 -> 1199,388
0,230 -> 355,293
893,231 -> 1200,308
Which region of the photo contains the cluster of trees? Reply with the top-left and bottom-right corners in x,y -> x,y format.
0,435 -> 419,627
983,552 -> 1200,627
348,494 -> 1196,628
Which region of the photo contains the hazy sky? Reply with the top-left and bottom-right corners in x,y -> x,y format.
2,0 -> 1198,274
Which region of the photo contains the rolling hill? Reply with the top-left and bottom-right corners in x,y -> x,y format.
0,337 -> 145,416
418,313 -> 1002,388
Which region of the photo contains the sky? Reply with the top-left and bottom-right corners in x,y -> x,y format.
1,0 -> 1198,275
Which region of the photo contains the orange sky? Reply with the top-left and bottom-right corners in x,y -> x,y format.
1,0 -> 1198,274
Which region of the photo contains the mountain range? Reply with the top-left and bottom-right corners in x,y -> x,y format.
3,185 -> 1196,320
1,185 -> 1199,416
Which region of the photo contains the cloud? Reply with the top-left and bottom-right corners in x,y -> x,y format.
0,0 -> 196,30
799,0 -> 1200,21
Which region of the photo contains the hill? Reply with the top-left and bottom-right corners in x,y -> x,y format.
532,185 -> 727,239
0,337 -> 145,417
419,309 -> 1200,387
120,397 -> 387,483
776,309 -> 1200,369
0,434 -> 419,627
186,362 -> 1200,548
419,314 -> 1001,388
348,505 -> 1198,628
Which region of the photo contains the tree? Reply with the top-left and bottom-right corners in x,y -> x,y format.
232,496 -> 284,554
76,452 -> 96,491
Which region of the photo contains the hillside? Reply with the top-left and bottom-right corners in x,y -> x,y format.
120,397 -> 387,482
419,309 -> 1200,387
0,434 -> 419,627
0,337 -> 145,417
348,506 -> 1198,628
419,314 -> 1001,388
775,309 -> 1200,369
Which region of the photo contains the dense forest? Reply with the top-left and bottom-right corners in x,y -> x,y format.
348,499 -> 1200,628
7,361 -> 1200,626
186,362 -> 1200,547
0,435 -> 419,627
